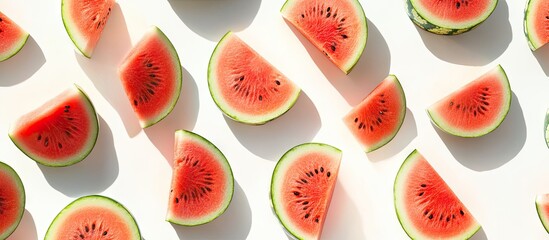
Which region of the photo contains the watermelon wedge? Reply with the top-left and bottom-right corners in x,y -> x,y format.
9,85 -> 99,167
271,143 -> 342,240
406,0 -> 498,35
427,65 -> 511,138
167,130 -> 234,226
0,161 -> 25,240
0,11 -> 29,62
525,0 -> 549,50
281,0 -> 367,74
208,31 -> 301,125
61,0 -> 115,58
545,109 -> 549,148
394,150 -> 481,239
343,75 -> 406,152
118,26 -> 182,128
536,194 -> 549,233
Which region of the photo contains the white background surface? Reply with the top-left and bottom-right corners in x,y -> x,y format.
1,0 -> 548,239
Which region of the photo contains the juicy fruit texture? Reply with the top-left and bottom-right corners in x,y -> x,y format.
45,195 -> 141,240
271,143 -> 342,240
394,150 -> 481,239
9,85 -> 99,167
427,65 -> 511,137
61,0 -> 114,57
0,162 -> 25,240
0,11 -> 29,62
343,75 -> 406,152
525,0 -> 549,50
118,26 -> 182,128
281,0 -> 367,74
406,0 -> 498,35
208,32 -> 301,125
167,130 -> 234,226
536,194 -> 549,233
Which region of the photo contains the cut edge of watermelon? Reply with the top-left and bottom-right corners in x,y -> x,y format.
545,109 -> 549,149
270,143 -> 342,240
0,161 -> 25,240
524,0 -> 546,51
0,30 -> 29,62
394,150 -> 481,240
166,130 -> 234,226
536,194 -> 549,233
427,65 -> 511,138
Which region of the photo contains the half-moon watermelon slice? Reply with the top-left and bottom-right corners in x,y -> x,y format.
208,31 -> 301,125
61,0 -> 114,58
271,143 -> 342,240
536,194 -> 549,233
167,130 -> 234,226
524,0 -> 549,51
0,161 -> 25,240
343,75 -> 406,152
281,0 -> 367,74
427,65 -> 511,138
0,11 -> 29,62
9,85 -> 99,167
394,150 -> 481,239
406,0 -> 498,35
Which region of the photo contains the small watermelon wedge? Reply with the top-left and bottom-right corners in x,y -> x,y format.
525,0 -> 549,50
343,75 -> 406,152
0,11 -> 29,62
9,85 -> 99,167
536,194 -> 549,233
118,26 -> 182,128
394,150 -> 481,239
545,109 -> 549,148
271,143 -> 342,240
281,0 -> 367,74
61,0 -> 114,57
0,161 -> 25,239
167,130 -> 234,226
427,65 -> 511,138
208,31 -> 301,125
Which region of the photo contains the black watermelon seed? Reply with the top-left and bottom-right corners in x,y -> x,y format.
354,117 -> 358,123
0,18 -> 3,22
326,12 -> 331,18
418,192 -> 424,196
327,172 -> 331,177
370,126 -> 374,131
301,14 -> 305,18
134,100 -> 138,106
193,161 -> 198,167
58,143 -> 63,149
306,172 -> 310,177
309,171 -> 314,176
148,89 -> 155,95
80,234 -> 84,239
147,63 -> 152,67
150,74 -> 156,78
428,214 -> 433,219
44,137 -> 49,147
460,209 -> 465,215
315,218 -> 319,223
85,226 -> 89,232
259,95 -> 263,101
37,135 -> 42,141
315,169 -> 319,174
303,201 -> 309,205
293,191 -> 300,196
327,7 -> 331,12
341,18 -> 345,22
446,217 -> 450,222
103,231 -> 108,236
64,109 -> 69,113
342,34 -> 348,39
305,213 -> 310,218
424,210 -> 428,215
206,187 -> 212,192
92,223 -> 96,230
320,167 -> 324,172
175,198 -> 179,203
331,45 -> 336,51
456,1 -> 460,8
301,179 -> 308,183
275,80 -> 281,85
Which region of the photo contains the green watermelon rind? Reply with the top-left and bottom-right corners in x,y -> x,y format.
405,0 -> 498,35
166,130 -> 234,226
0,161 -> 25,240
61,0 -> 92,58
535,195 -> 549,234
427,65 -> 511,138
545,109 -> 549,149
207,31 -> 301,125
524,0 -> 546,51
270,143 -> 342,240
394,150 -> 481,240
8,84 -> 99,167
0,32 -> 29,62
45,195 -> 141,240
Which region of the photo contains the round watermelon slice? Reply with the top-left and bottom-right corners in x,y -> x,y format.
406,0 -> 498,35
118,26 -> 182,128
167,130 -> 234,226
281,0 -> 367,74
427,65 -> 511,138
208,31 -> 301,125
536,194 -> 549,233
524,0 -> 549,51
9,85 -> 99,167
394,150 -> 481,239
0,162 -> 25,240
343,75 -> 406,152
61,0 -> 114,58
45,195 -> 141,240
0,11 -> 29,62
270,143 -> 342,240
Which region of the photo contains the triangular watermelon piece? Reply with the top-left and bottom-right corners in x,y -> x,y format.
0,11 -> 29,62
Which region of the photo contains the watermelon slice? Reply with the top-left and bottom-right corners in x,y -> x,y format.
545,109 -> 549,148
270,143 -> 342,240
536,194 -> 549,233
61,0 -> 114,58
45,195 -> 141,239
343,75 -> 406,152
118,26 -> 182,128
525,0 -> 549,50
208,31 -> 301,125
9,85 -> 99,167
0,162 -> 25,240
167,130 -> 234,226
406,0 -> 498,35
0,11 -> 29,62
427,65 -> 511,138
394,150 -> 481,239
281,0 -> 367,74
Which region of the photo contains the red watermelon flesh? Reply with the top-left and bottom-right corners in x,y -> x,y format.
0,11 -> 29,62
525,0 -> 549,50
416,0 -> 492,23
536,194 -> 549,233
0,162 -> 25,240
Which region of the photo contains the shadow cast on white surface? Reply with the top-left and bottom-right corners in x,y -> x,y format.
415,0 -> 511,66
434,93 -> 526,172
321,181 -> 365,239
172,181 -> 252,240
224,91 -> 321,160
533,44 -> 549,77
168,0 -> 262,41
0,36 -> 45,86
39,116 -> 119,197
367,108 -> 418,161
470,227 -> 488,240
8,210 -> 37,240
